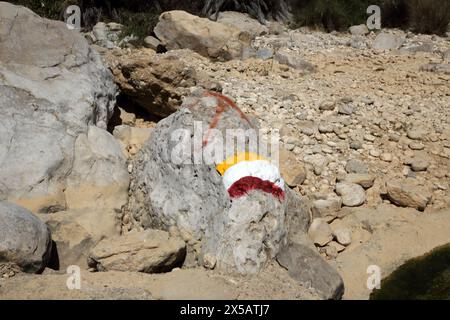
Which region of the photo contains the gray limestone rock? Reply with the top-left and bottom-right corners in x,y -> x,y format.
0,201 -> 52,273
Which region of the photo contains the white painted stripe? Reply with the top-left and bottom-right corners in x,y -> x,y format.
222,160 -> 285,190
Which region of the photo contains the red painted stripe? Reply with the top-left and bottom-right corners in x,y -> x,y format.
227,176 -> 285,201
201,91 -> 254,147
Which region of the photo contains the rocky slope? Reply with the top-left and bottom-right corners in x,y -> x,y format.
1,4 -> 449,300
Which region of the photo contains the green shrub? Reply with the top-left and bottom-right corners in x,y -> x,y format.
289,0 -> 449,35
289,0 -> 375,31
406,0 -> 450,35
378,0 -> 410,28
10,0 -> 75,19
116,10 -> 160,46
10,0 -> 450,37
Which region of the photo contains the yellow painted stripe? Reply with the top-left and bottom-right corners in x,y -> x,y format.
216,152 -> 267,176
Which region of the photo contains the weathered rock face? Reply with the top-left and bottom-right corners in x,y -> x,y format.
444,49 -> 450,62
65,125 -> 129,233
308,218 -> 333,246
0,85 -> 75,212
0,202 -> 52,273
385,179 -> 432,211
154,10 -> 251,61
113,125 -> 154,157
312,194 -> 342,219
0,3 -> 120,214
279,149 -> 307,187
127,90 -> 305,273
104,48 -> 208,118
88,230 -> 186,273
0,3 -> 116,130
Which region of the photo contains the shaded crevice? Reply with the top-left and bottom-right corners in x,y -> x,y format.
107,93 -> 163,133
47,240 -> 60,271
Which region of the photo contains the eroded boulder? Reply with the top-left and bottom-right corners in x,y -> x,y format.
0,3 -> 120,215
104,48 -> 208,118
154,10 -> 251,60
37,210 -> 99,269
127,90 -> 305,273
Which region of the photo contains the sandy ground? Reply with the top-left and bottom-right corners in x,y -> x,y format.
0,262 -> 319,300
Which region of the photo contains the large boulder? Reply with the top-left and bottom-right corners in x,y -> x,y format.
0,201 -> 52,273
104,48 -> 208,118
127,90 -> 338,283
127,89 -> 299,273
0,2 -> 116,130
65,125 -> 129,233
0,3 -> 126,224
40,126 -> 129,262
0,85 -> 76,212
154,10 -> 251,61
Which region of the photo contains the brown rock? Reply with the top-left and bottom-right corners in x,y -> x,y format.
104,48 -> 207,117
308,218 -> 333,246
333,228 -> 352,246
339,173 -> 375,189
216,11 -> 268,38
311,194 -> 342,219
385,179 -> 432,211
88,230 -> 186,273
154,10 -> 249,61
279,149 -> 307,187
